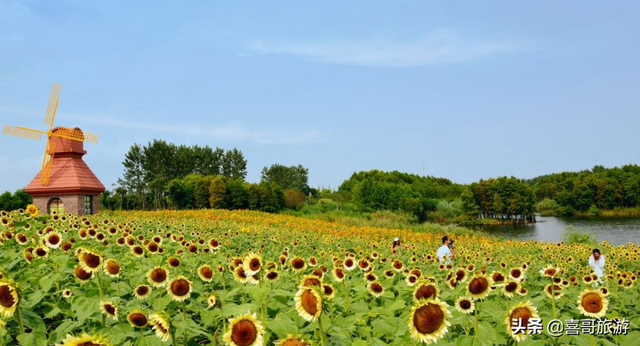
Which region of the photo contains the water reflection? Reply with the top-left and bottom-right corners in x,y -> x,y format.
480,216 -> 640,246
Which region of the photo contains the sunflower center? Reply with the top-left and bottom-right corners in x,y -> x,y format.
200,267 -> 213,279
171,279 -> 190,296
582,293 -> 603,313
267,272 -> 278,280
75,266 -> 92,280
136,286 -> 149,295
282,338 -> 307,346
459,300 -> 471,309
505,282 -> 518,292
413,303 -> 444,334
107,262 -> 120,275
371,283 -> 383,293
469,277 -> 489,295
0,285 -> 16,308
104,304 -> 116,315
151,269 -> 167,282
415,285 -> 437,300
48,235 -> 60,245
250,259 -> 261,271
509,307 -> 532,327
82,252 -> 101,268
493,273 -> 505,282
231,319 -> 258,346
292,259 -> 304,269
130,313 -> 147,327
301,289 -> 319,315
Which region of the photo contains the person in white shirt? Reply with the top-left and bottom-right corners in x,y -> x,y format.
588,248 -> 605,279
437,235 -> 455,263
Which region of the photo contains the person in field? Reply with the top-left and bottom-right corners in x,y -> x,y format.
391,237 -> 401,252
437,235 -> 455,263
589,248 -> 605,279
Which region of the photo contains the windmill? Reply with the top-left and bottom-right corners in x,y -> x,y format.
3,83 -> 99,185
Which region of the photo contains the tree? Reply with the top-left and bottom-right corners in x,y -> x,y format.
194,176 -> 213,209
209,176 -> 228,209
222,149 -> 247,180
120,144 -> 146,209
261,164 -> 310,192
227,179 -> 249,209
283,189 -> 305,210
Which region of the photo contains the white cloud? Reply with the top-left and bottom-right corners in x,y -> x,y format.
246,30 -> 533,67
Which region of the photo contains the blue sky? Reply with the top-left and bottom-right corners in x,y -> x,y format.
1,0 -> 639,193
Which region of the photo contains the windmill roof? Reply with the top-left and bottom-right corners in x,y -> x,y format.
25,155 -> 105,196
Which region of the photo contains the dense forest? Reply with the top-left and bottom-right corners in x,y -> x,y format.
531,164 -> 640,216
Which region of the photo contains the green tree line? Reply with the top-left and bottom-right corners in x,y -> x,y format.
0,189 -> 32,211
530,164 -> 640,216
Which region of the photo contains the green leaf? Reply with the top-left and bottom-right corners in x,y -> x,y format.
267,313 -> 297,338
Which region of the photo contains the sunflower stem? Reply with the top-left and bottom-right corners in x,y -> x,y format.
15,300 -> 25,335
342,280 -> 350,314
317,315 -> 327,346
171,327 -> 177,346
182,301 -> 188,346
474,301 -> 479,338
96,271 -> 105,299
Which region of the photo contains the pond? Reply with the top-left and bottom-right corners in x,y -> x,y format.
480,215 -> 640,246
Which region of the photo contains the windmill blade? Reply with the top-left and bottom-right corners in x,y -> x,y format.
52,127 -> 99,144
41,141 -> 56,186
2,125 -> 44,141
44,83 -> 61,129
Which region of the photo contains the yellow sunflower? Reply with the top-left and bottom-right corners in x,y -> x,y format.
74,266 -> 93,283
147,267 -> 169,287
167,276 -> 192,302
0,282 -> 19,317
78,249 -> 103,273
44,231 -> 62,249
540,265 -> 559,278
198,265 -> 215,282
62,289 -> 72,299
265,271 -> 279,282
57,333 -> 109,346
223,312 -> 265,346
502,281 -> 520,298
100,301 -> 118,320
134,284 -> 151,299
104,259 -> 120,278
505,301 -> 540,342
368,281 -> 385,298
577,289 -> 608,318
207,292 -> 218,308
294,288 -> 323,322
233,265 -> 248,284
413,282 -> 438,303
467,273 -> 492,300
408,298 -> 451,344
455,296 -> 474,314
149,313 -> 171,342
332,267 -> 346,282
274,335 -> 310,346
25,204 -> 38,217
127,310 -> 148,328
244,253 -> 263,276
290,257 -> 306,272
544,284 -> 563,300
322,284 -> 335,300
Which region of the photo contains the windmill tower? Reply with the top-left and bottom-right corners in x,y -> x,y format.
2,84 -> 105,215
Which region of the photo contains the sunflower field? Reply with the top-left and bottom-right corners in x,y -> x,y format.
0,208 -> 639,346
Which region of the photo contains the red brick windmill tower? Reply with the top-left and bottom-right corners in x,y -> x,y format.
2,84 -> 105,215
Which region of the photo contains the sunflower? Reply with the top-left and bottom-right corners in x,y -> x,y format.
149,313 -> 172,342
322,284 -> 335,300
332,267 -> 346,282
406,274 -> 418,287
540,265 -> 559,278
147,267 -> 169,287
0,282 -> 19,317
74,266 -> 93,283
62,289 -> 72,299
491,271 -> 505,284
505,301 -> 540,342
467,273 -> 492,300
15,233 -> 29,245
104,259 -> 120,278
198,265 -> 215,282
508,267 -> 525,281
343,258 -> 356,271
167,257 -> 180,267
244,253 -> 263,276
413,282 -> 438,303
577,289 -> 608,318
34,246 -> 48,258
233,265 -> 248,283
134,285 -> 152,299
207,292 -> 218,308
265,271 -> 279,282
408,298 -> 451,344
368,281 -> 385,298
502,281 -> 520,298
57,333 -> 109,346
544,284 -> 563,300
167,276 -> 192,302
274,335 -> 310,346
78,249 -> 103,273
223,312 -> 265,346
127,310 -> 148,328
131,245 -> 144,257
294,288 -> 323,322
455,296 -> 474,314
25,204 -> 38,217
290,257 -> 306,272
100,301 -> 118,320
